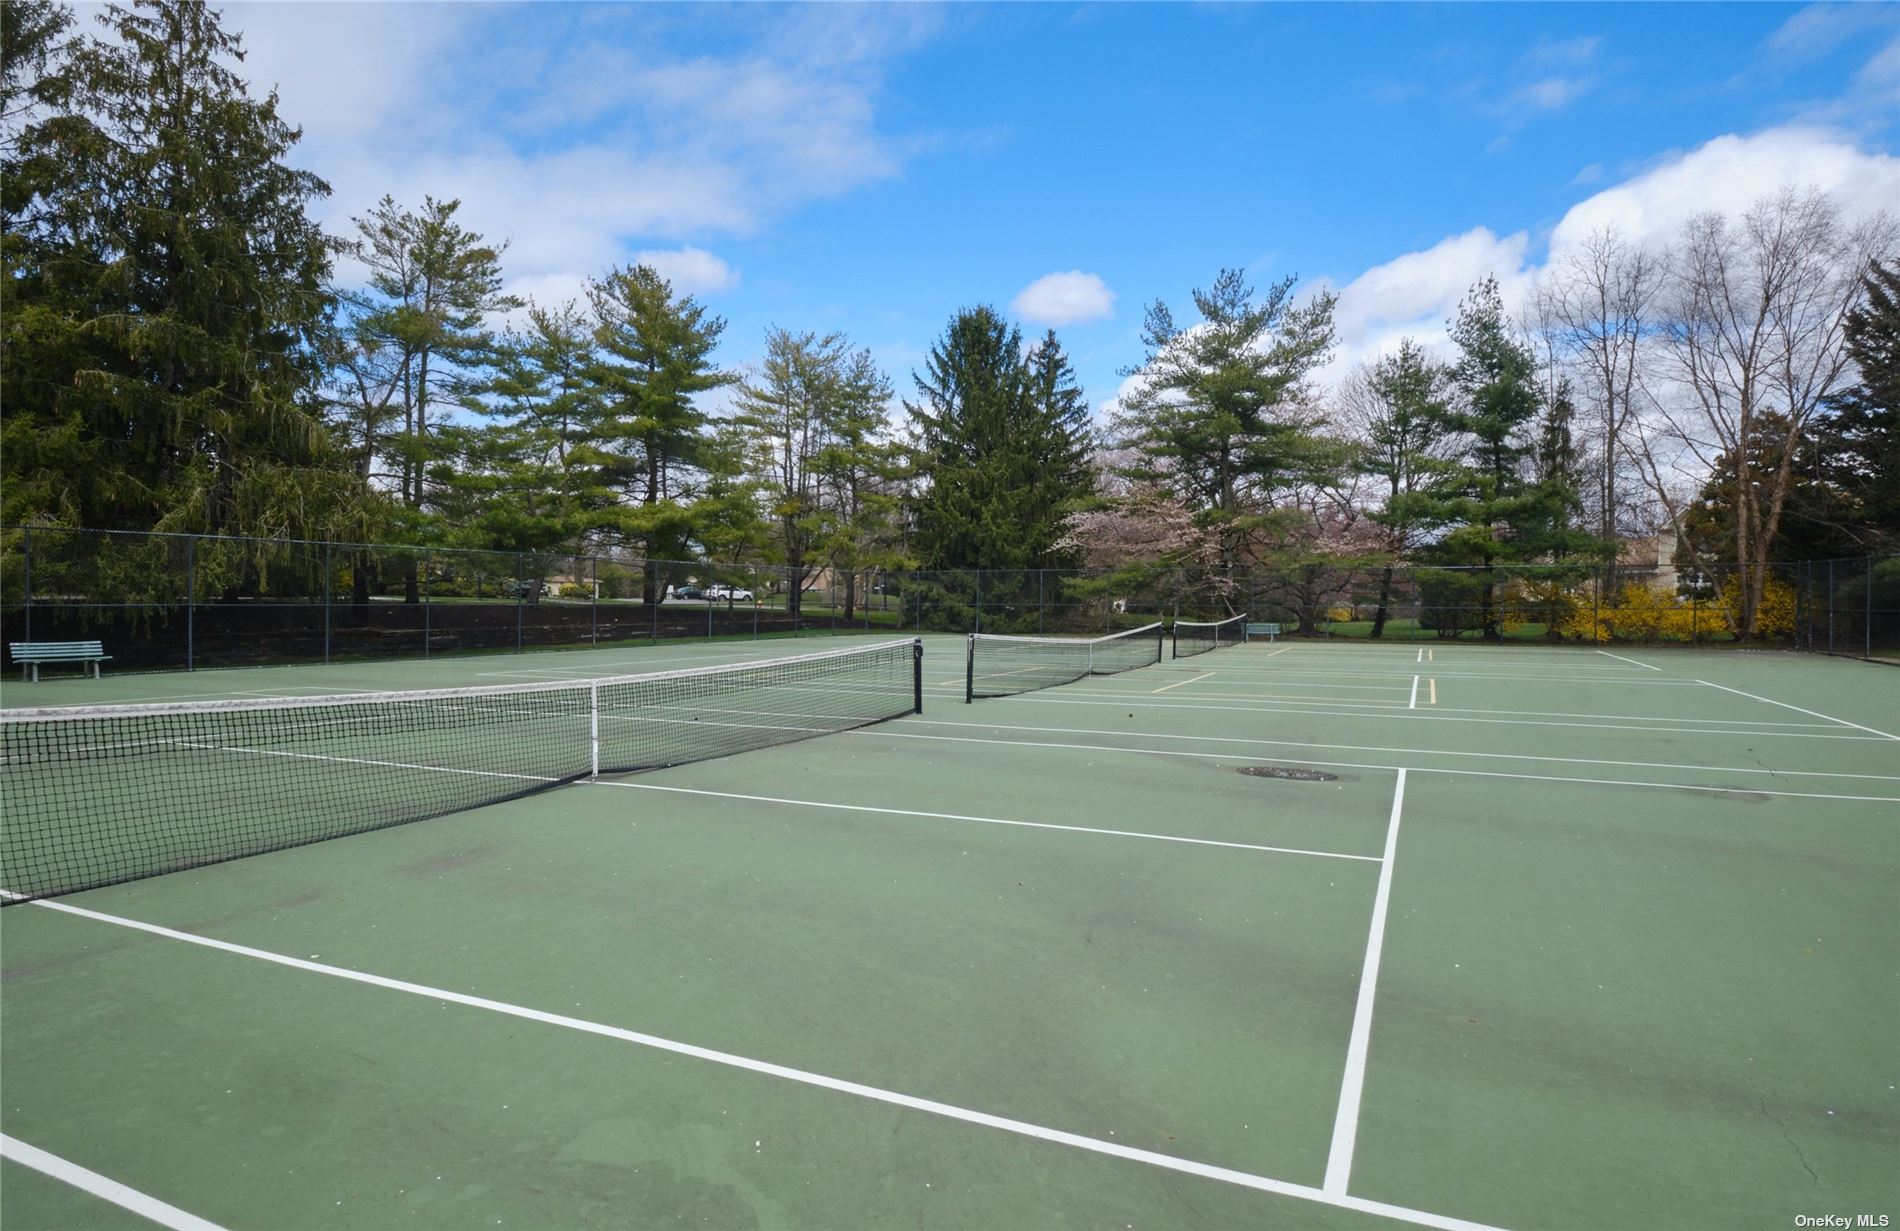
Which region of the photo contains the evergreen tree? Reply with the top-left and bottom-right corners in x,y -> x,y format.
1825,258 -> 1900,550
1,0 -> 355,547
585,263 -> 733,602
816,346 -> 906,621
906,307 -> 1089,572
733,328 -> 850,615
1412,278 -> 1605,639
439,302 -> 602,575
342,196 -> 519,530
1353,339 -> 1452,636
1111,269 -> 1337,579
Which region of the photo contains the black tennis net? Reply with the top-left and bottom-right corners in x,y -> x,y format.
1172,613 -> 1248,658
964,623 -> 1164,701
0,639 -> 924,903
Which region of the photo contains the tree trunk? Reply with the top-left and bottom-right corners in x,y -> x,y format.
1371,567 -> 1393,639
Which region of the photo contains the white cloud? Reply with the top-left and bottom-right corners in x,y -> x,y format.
1320,125 -> 1900,389
1764,4 -> 1898,61
1548,126 -> 1900,254
1011,271 -> 1116,326
222,3 -> 926,301
630,247 -> 739,295
1508,76 -> 1592,113
1521,36 -> 1603,70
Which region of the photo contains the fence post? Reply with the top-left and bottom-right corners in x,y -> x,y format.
21,526 -> 30,645
590,556 -> 599,646
1827,559 -> 1835,653
515,552 -> 524,653
1867,555 -> 1874,660
323,542 -> 332,665
423,549 -> 432,657
185,537 -> 196,671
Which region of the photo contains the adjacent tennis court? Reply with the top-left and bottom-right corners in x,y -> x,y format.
2,633 -> 1895,1230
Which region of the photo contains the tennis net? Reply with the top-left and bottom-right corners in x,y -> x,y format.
965,623 -> 1164,701
0,639 -> 924,903
1172,613 -> 1248,658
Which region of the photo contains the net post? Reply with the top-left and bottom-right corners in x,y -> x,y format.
1170,620 -> 1178,660
912,639 -> 924,714
1156,622 -> 1165,663
185,536 -> 196,672
323,542 -> 333,665
589,681 -> 601,780
964,633 -> 976,704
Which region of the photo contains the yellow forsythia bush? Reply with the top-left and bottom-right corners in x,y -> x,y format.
1557,581 -> 1725,643
1716,576 -> 1796,638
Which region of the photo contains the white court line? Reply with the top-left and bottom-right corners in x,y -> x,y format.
971,686 -> 1835,729
857,730 -> 1900,802
587,781 -> 1377,863
1697,679 -> 1900,742
1129,664 -> 1681,682
12,898 -> 1511,1231
897,718 -> 1900,782
1324,770 -> 1406,1195
0,1133 -> 228,1231
1416,648 -> 1424,664
1595,650 -> 1660,671
1154,671 -> 1213,694
1408,676 -> 1419,710
988,693 -> 1881,741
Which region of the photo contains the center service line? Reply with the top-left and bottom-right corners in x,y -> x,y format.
1324,768 -> 1408,1196
1154,671 -> 1214,694
1408,675 -> 1420,709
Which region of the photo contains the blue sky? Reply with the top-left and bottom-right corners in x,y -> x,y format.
226,1 -> 1900,414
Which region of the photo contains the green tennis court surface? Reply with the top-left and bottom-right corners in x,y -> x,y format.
3,636 -> 1895,1229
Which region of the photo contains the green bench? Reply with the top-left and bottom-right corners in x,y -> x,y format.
10,640 -> 112,682
1245,622 -> 1282,642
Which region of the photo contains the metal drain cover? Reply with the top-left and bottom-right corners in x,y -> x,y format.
1237,766 -> 1338,782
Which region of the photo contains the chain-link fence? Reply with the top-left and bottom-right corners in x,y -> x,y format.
2,526 -> 1893,675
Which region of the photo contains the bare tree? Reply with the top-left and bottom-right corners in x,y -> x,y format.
1636,188 -> 1895,637
1531,226 -> 1666,550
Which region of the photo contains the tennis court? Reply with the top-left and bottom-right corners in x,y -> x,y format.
2,631 -> 1895,1230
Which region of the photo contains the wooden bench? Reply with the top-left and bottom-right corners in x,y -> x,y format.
1245,622 -> 1282,642
10,641 -> 112,682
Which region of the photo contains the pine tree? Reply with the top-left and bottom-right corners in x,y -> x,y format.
1,0 -> 354,547
1412,278 -> 1605,639
342,196 -> 519,528
585,264 -> 733,603
1354,339 -> 1452,636
1111,269 -> 1337,582
906,307 -> 1090,573
1826,258 -> 1900,549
